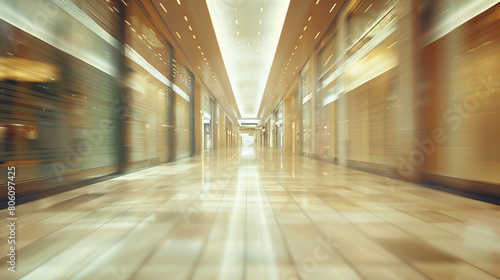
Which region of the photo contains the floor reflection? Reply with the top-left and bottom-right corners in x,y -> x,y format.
1,146 -> 500,280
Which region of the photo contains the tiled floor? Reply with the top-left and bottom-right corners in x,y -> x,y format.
1,145 -> 500,280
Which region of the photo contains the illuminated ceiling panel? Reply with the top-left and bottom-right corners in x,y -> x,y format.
206,0 -> 291,119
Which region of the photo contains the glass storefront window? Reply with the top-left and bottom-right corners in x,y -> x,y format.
125,0 -> 172,164
203,93 -> 213,151
300,60 -> 313,154
0,0 -> 122,181
346,0 -> 396,47
319,35 -> 338,78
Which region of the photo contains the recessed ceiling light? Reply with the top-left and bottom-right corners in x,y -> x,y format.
299,35 -> 303,39
315,0 -> 320,4
364,3 -> 373,13
193,35 -> 196,39
295,45 -> 298,49
236,20 -> 239,24
160,3 -> 167,12
329,3 -> 337,13
387,41 -> 398,49
184,16 -> 188,21
314,32 -> 320,39
131,27 -> 136,32
260,6 -> 263,12
177,0 -> 181,5
188,25 -> 192,31
176,32 -> 181,38
308,16 -> 312,21
303,26 -> 307,31
197,45 -> 201,49
125,20 -> 130,25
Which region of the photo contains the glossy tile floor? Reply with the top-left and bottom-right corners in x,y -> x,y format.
1,145 -> 500,280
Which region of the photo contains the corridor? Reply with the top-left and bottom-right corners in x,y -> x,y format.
1,146 -> 500,280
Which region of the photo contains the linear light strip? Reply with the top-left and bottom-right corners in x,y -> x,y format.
125,45 -> 190,101
425,0 -> 500,45
0,4 -> 117,77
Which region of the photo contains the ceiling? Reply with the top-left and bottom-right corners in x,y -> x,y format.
206,0 -> 290,119
142,0 -> 345,125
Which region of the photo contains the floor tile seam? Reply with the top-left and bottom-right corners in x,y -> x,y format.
3,152 -> 237,273
11,201 -> 142,279
371,209 -> 467,239
70,183 -> 217,280
266,152 -> 409,280
373,240 -> 500,280
206,156 -> 242,184
243,157 -> 249,280
126,214 -> 200,279
184,154 -> 243,280
400,210 -> 464,225
274,189 -> 370,280
22,164 -> 199,217
305,156 -> 499,210
0,195 -> 120,240
0,191 -> 152,259
377,218 -> 500,279
272,155 -> 445,280
146,154 -> 239,207
255,160 -> 314,280
66,219 -> 181,280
